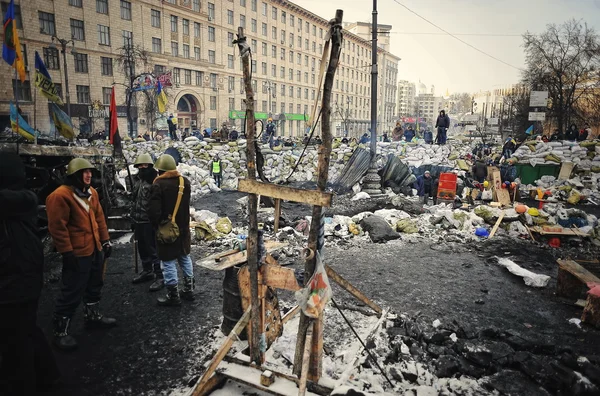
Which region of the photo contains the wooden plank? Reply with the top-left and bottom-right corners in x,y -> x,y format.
196,241 -> 287,271
488,210 -> 505,239
263,264 -> 301,291
274,198 -> 282,233
530,227 -> 590,237
218,360 -> 325,396
238,179 -> 333,207
558,259 -> 600,285
282,305 -> 300,325
558,162 -> 574,181
325,265 -> 382,315
191,374 -> 226,396
495,189 -> 511,206
308,314 -> 323,382
298,325 -> 314,396
191,307 -> 251,396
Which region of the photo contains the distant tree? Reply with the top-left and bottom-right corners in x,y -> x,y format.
501,87 -> 531,140
522,19 -> 600,134
115,42 -> 152,138
449,93 -> 473,114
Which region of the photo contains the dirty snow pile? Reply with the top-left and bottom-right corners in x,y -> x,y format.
109,137 -> 473,199
518,173 -> 600,205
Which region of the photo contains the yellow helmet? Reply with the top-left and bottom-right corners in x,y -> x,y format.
267,118 -> 273,122
134,153 -> 154,167
483,180 -> 489,188
154,154 -> 177,172
66,158 -> 95,176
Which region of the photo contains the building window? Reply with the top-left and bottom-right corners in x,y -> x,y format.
193,0 -> 200,12
74,53 -> 88,73
228,54 -> 234,69
194,22 -> 201,37
271,45 -> 276,58
69,0 -> 82,6
152,38 -> 162,53
289,86 -> 293,97
183,19 -> 189,35
261,2 -> 267,16
228,32 -> 234,47
122,30 -> 133,47
12,80 -> 31,102
240,0 -> 246,6
43,48 -> 60,70
151,9 -> 161,27
228,76 -> 235,91
251,19 -> 257,33
251,0 -> 257,11
183,44 -> 190,58
196,71 -> 203,86
155,64 -> 166,75
210,118 -> 217,129
227,10 -> 233,25
208,3 -> 215,19
98,25 -> 110,46
208,27 -> 215,42
281,30 -> 286,44
229,97 -> 235,110
261,101 -> 267,112
185,69 -> 191,85
272,26 -> 277,40
280,66 -> 285,78
96,0 -> 108,14
120,0 -> 131,20
38,12 -> 55,36
173,68 -> 180,84
261,23 -> 267,36
281,11 -> 286,24
210,73 -> 217,88
101,57 -> 113,76
261,62 -> 266,75
171,42 -> 178,56
171,15 -> 178,32
251,60 -> 256,73
288,68 -> 293,81
272,6 -> 277,20
194,47 -> 200,60
208,50 -> 215,64
76,85 -> 90,103
271,64 -> 276,77
240,15 -> 246,29
261,42 -> 267,56
290,14 -> 295,27
251,39 -> 257,53
70,19 -> 85,41
102,87 -> 112,105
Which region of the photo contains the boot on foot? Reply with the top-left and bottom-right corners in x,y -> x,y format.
83,302 -> 117,329
132,269 -> 154,284
149,275 -> 165,292
180,276 -> 195,301
53,316 -> 77,351
157,285 -> 181,306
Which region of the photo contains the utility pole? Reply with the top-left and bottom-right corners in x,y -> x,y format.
51,35 -> 76,117
361,0 -> 383,196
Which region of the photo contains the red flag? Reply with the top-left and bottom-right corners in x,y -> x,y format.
109,86 -> 122,153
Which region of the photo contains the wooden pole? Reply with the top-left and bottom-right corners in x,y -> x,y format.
236,27 -> 262,365
293,10 -> 343,380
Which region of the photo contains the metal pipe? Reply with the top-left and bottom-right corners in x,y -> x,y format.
370,0 -> 378,158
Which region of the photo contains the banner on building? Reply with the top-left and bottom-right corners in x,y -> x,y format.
157,71 -> 172,87
34,51 -> 64,105
132,73 -> 156,91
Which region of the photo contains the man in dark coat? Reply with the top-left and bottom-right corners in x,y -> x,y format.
148,154 -> 194,306
472,157 -> 488,183
565,124 -> 578,141
404,125 -> 416,142
414,171 -> 433,203
131,153 -> 164,292
435,110 -> 450,145
0,154 -> 61,395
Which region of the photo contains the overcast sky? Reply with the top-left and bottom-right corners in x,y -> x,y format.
293,0 -> 600,95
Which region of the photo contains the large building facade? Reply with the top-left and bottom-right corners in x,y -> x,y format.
0,0 -> 400,138
396,79 -> 415,118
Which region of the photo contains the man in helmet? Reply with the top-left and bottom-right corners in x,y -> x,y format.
46,158 -> 116,351
148,155 -> 195,306
131,153 -> 164,291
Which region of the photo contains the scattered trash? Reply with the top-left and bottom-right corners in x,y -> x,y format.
568,318 -> 582,329
495,257 -> 551,287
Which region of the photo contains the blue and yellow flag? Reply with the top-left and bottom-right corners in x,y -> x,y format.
2,0 -> 25,82
35,51 -> 64,105
49,103 -> 74,140
156,81 -> 168,113
10,101 -> 36,140
525,124 -> 534,135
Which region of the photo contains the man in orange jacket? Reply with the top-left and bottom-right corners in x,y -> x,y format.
46,158 -> 116,351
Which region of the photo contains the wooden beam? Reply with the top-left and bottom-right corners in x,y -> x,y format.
274,198 -> 282,232
236,26 -> 261,365
308,314 -> 323,382
238,179 -> 333,207
298,324 -> 314,396
294,10 -> 343,381
325,265 -> 382,315
282,305 -> 301,325
558,259 -> 600,285
488,210 -> 505,239
191,307 -> 251,396
197,241 -> 287,271
191,374 -> 226,396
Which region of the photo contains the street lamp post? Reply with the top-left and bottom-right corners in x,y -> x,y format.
362,0 -> 383,196
50,36 -> 77,117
